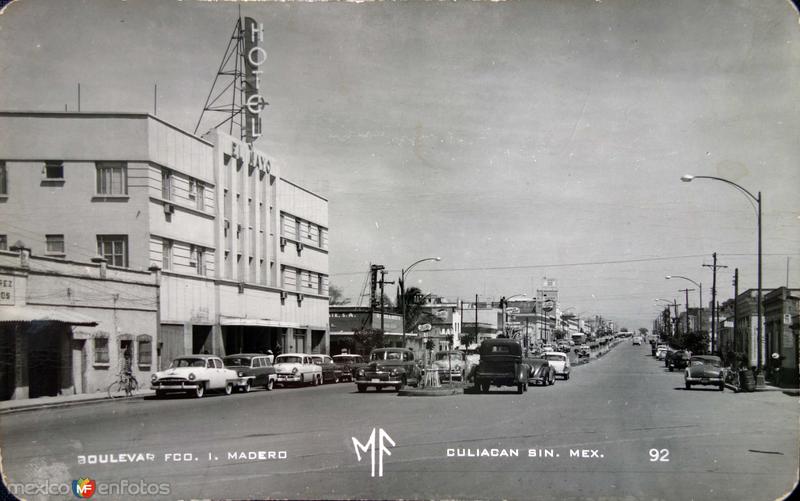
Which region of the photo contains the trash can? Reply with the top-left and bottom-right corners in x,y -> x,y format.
739,369 -> 756,392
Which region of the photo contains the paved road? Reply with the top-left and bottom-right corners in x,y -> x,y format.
1,343 -> 797,501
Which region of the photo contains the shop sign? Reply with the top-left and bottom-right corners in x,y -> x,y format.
0,274 -> 14,305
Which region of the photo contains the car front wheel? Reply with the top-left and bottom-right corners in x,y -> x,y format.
357,384 -> 367,393
719,382 -> 725,391
224,383 -> 233,395
241,381 -> 251,393
194,384 -> 205,398
266,379 -> 274,391
685,381 -> 691,390
480,382 -> 490,393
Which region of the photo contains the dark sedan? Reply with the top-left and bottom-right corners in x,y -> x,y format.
685,355 -> 726,391
668,350 -> 691,371
222,354 -> 276,391
332,354 -> 366,382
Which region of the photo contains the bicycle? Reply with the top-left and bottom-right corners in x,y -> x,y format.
107,369 -> 139,399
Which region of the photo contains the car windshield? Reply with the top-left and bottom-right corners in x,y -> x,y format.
171,358 -> 206,368
435,353 -> 461,361
372,351 -> 402,361
276,356 -> 302,364
223,357 -> 251,366
544,354 -> 565,361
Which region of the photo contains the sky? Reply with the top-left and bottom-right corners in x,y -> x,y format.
1,0 -> 798,330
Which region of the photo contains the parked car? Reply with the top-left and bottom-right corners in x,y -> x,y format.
655,345 -> 669,360
309,354 -> 340,383
430,350 -> 467,382
332,354 -> 367,382
525,358 -> 555,386
473,338 -> 531,394
685,355 -> 726,391
354,348 -> 421,392
151,355 -> 238,398
222,353 -> 277,391
668,350 -> 692,371
541,345 -> 554,353
664,348 -> 677,367
543,351 -> 571,379
274,353 -> 322,386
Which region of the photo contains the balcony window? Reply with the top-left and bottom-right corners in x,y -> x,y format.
97,235 -> 128,267
161,169 -> 172,200
96,162 -> 127,195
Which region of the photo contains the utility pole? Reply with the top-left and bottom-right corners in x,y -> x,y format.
378,270 -> 394,334
733,268 -> 739,355
474,294 -> 479,347
678,288 -> 694,336
703,252 -> 728,354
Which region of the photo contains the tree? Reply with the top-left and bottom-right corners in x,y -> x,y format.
638,327 -> 649,336
400,287 -> 436,333
353,328 -> 385,355
329,284 -> 350,305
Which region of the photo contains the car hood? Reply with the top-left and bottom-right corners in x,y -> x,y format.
154,367 -> 200,378
274,363 -> 303,371
432,360 -> 463,369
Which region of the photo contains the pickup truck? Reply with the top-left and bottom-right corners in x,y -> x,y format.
473,338 -> 530,394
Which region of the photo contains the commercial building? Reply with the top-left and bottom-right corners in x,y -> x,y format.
0,248 -> 158,400
763,287 -> 799,387
0,111 -> 329,371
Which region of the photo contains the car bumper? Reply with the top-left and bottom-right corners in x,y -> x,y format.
355,378 -> 403,386
685,376 -> 723,385
276,375 -> 302,383
151,381 -> 200,390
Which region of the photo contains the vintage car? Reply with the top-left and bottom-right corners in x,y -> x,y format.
543,351 -> 571,379
354,348 -> 421,392
525,358 -> 555,386
273,353 -> 323,386
655,345 -> 669,360
685,355 -> 726,391
430,350 -> 467,382
473,338 -> 531,394
222,353 -> 277,391
310,354 -> 341,383
151,355 -> 239,398
668,350 -> 692,371
332,354 -> 367,382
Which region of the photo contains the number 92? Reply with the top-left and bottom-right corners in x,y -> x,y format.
649,448 -> 669,462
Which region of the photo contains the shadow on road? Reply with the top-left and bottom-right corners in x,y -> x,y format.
673,386 -> 724,392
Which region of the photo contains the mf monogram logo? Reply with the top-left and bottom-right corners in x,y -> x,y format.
352,428 -> 396,477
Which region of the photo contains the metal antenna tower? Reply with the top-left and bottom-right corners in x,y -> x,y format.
194,12 -> 268,141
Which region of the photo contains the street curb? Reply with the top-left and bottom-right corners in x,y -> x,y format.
0,392 -> 153,415
398,387 -> 463,397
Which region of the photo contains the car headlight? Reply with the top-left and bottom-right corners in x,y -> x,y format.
188,373 -> 196,381
357,368 -> 365,376
150,374 -> 158,383
292,367 -> 298,374
238,371 -> 244,377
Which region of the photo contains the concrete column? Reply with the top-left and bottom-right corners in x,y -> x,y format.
12,324 -> 29,400
305,327 -> 312,354
212,324 -> 225,356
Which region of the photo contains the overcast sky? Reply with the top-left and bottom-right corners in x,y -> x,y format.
1,0 -> 798,329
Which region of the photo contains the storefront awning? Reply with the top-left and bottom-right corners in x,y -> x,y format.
0,306 -> 98,326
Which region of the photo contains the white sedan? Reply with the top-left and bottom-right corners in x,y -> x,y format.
151,355 -> 239,398
274,353 -> 323,386
543,351 -> 571,380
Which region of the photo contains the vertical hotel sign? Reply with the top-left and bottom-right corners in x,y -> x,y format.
243,17 -> 267,143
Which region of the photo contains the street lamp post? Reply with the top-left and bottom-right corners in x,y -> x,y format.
666,275 -> 703,342
682,174 -> 763,383
399,257 -> 441,347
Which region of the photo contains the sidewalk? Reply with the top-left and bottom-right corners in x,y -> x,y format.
0,390 -> 155,414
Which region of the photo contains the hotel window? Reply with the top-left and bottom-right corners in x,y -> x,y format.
97,235 -> 128,267
96,162 -> 127,195
44,161 -> 64,179
319,228 -> 326,249
190,245 -> 206,276
162,239 -> 173,270
0,161 -> 6,195
94,337 -> 110,364
196,183 -> 205,211
161,169 -> 172,200
0,235 -> 7,250
45,234 -> 65,256
138,336 -> 152,367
